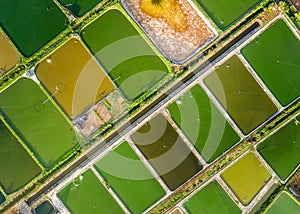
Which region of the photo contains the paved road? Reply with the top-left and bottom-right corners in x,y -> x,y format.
27,21 -> 260,205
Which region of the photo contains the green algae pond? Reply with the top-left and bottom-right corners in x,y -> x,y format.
221,152 -> 271,205
81,9 -> 169,101
58,169 -> 124,214
131,114 -> 202,191
242,19 -> 300,106
167,84 -> 240,163
257,118 -> 300,180
94,142 -> 165,213
265,191 -> 300,214
196,0 -> 260,29
204,55 -> 278,134
0,0 -> 67,56
58,0 -> 103,17
183,181 -> 240,214
0,119 -> 41,194
0,78 -> 79,168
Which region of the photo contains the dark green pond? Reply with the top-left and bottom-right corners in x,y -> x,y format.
131,114 -> 202,191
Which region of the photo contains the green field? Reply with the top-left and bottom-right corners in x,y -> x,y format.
94,142 -> 165,213
196,0 -> 259,29
242,19 -> 300,106
81,9 -> 169,101
0,78 -> 78,167
265,192 -> 300,214
184,181 -> 240,214
0,0 -> 67,56
168,85 -> 240,163
0,119 -> 41,194
257,119 -> 300,180
34,201 -> 55,214
58,0 -> 103,17
204,55 -> 278,134
221,152 -> 271,205
58,169 -> 124,214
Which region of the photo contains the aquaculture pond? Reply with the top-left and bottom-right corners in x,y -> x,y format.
36,38 -> 115,118
242,19 -> 300,106
131,114 -> 202,191
58,0 -> 103,17
184,181 -> 240,214
0,78 -> 79,167
221,152 -> 271,205
168,84 -> 240,162
257,118 -> 300,180
81,9 -> 169,101
94,142 -> 165,213
195,0 -> 260,29
0,119 -> 41,194
265,191 -> 300,214
34,200 -> 55,214
204,55 -> 277,134
0,192 -> 5,205
122,0 -> 217,62
58,169 -> 124,214
0,32 -> 19,74
0,0 -> 67,56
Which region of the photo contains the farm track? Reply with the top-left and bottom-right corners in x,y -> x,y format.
27,21 -> 259,205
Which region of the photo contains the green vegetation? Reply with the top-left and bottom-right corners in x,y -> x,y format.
58,169 -> 124,214
257,119 -> 300,180
131,114 -> 202,191
58,0 -> 103,17
34,201 -> 55,214
0,78 -> 78,167
196,0 -> 260,29
204,55 -> 278,134
242,19 -> 300,106
221,152 -> 271,205
168,85 -> 240,162
94,142 -> 165,213
265,192 -> 300,214
0,119 -> 41,194
81,9 -> 169,101
184,181 -> 240,214
0,0 -> 67,56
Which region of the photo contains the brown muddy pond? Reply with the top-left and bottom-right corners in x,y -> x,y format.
131,113 -> 202,191
0,32 -> 19,74
122,0 -> 217,62
36,38 -> 115,118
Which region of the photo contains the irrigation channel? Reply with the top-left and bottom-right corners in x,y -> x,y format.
27,21 -> 259,205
